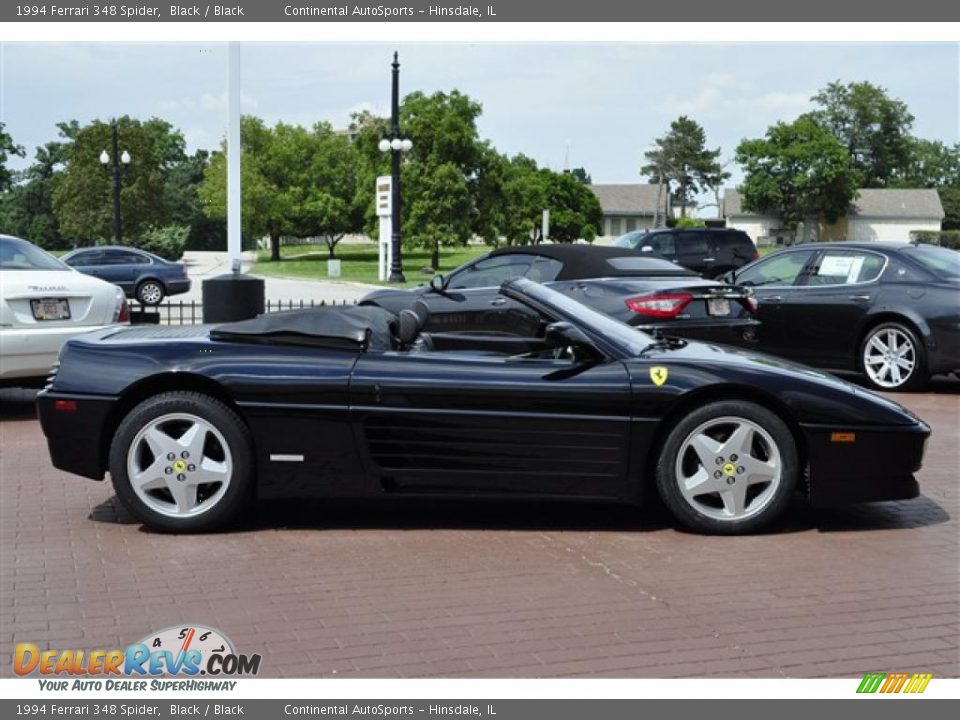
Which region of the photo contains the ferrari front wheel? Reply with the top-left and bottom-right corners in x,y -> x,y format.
109,391 -> 253,533
655,401 -> 798,534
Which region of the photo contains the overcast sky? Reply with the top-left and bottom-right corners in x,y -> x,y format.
2,42 -> 957,194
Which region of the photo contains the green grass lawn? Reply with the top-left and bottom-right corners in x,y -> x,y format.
252,242 -> 491,287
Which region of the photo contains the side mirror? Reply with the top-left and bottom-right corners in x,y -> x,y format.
640,245 -> 654,253
544,321 -> 600,358
429,274 -> 447,293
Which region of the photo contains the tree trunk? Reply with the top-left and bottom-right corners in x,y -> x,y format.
326,238 -> 336,259
431,240 -> 439,272
270,233 -> 281,262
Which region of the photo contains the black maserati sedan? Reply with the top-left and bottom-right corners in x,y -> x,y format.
723,242 -> 960,391
362,244 -> 759,346
38,278 -> 929,535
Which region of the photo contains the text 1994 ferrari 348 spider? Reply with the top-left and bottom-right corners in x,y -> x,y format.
37,278 -> 930,534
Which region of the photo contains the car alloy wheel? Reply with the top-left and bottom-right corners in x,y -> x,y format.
655,400 -> 797,534
861,324 -> 920,390
674,416 -> 782,522
126,412 -> 233,518
136,280 -> 164,305
110,392 -> 253,532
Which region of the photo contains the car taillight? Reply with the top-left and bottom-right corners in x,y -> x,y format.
752,249 -> 760,260
625,292 -> 693,318
113,290 -> 130,323
741,294 -> 758,314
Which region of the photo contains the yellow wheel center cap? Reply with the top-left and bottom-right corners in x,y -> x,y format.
722,462 -> 737,476
173,459 -> 187,473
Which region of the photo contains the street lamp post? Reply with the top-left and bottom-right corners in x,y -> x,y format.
99,121 -> 131,244
378,52 -> 413,283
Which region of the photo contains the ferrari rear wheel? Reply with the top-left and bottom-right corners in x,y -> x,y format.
109,392 -> 253,532
655,401 -> 798,534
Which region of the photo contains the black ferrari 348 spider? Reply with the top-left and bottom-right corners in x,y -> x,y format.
38,279 -> 930,534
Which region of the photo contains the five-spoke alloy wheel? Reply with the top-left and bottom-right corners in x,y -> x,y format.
109,392 -> 253,532
656,401 -> 798,534
860,322 -> 926,392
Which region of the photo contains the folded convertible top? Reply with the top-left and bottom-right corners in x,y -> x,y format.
210,305 -> 397,351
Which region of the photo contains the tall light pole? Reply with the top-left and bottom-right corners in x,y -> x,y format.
378,52 -> 413,283
99,121 -> 130,244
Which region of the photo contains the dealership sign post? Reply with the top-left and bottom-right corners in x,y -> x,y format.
376,175 -> 393,282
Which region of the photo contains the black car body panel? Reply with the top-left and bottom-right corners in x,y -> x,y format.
614,228 -> 759,278
62,246 -> 191,299
726,242 -> 960,376
362,245 -> 759,345
39,279 -> 928,514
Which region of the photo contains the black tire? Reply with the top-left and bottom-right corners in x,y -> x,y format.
135,279 -> 165,306
655,400 -> 798,535
859,321 -> 927,392
108,391 -> 254,533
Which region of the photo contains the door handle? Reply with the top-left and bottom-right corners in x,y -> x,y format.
765,295 -> 783,303
489,298 -> 507,306
849,294 -> 871,302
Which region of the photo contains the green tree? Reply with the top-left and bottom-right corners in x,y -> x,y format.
938,187 -> 960,231
0,141 -> 68,248
735,116 -> 861,230
164,149 -> 226,251
0,122 -> 25,193
809,80 -> 914,187
496,154 -> 602,246
52,117 -> 186,243
201,119 -> 365,261
568,167 -> 592,185
893,138 -> 960,188
641,116 -> 726,215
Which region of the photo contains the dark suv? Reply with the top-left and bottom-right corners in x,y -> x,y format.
614,227 -> 758,278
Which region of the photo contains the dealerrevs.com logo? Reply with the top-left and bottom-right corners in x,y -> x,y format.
14,625 -> 261,690
857,672 -> 933,694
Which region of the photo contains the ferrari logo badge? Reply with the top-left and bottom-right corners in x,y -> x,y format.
650,366 -> 669,386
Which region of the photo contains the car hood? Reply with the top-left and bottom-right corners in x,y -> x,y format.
634,338 -> 923,426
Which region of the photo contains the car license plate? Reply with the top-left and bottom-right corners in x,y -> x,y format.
707,298 -> 731,316
30,298 -> 71,321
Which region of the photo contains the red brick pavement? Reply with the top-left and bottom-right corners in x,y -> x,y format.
1,382 -> 957,678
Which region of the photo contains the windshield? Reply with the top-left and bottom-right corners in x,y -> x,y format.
503,277 -> 652,357
901,245 -> 960,280
612,231 -> 648,249
0,236 -> 69,271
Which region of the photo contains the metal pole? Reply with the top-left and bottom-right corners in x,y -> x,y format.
388,52 -> 405,283
111,121 -> 122,244
227,43 -> 242,274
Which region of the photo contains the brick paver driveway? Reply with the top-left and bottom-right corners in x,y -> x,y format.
1,381 -> 957,678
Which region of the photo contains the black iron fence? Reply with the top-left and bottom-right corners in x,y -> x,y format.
131,298 -> 358,326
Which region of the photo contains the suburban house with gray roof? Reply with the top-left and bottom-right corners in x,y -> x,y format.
589,184 -> 670,240
723,188 -> 944,245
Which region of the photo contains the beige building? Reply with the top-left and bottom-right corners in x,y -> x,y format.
723,188 -> 944,245
589,184 -> 670,241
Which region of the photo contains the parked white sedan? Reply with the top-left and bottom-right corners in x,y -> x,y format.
1,235 -> 129,386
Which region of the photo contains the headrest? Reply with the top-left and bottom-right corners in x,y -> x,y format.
396,309 -> 421,347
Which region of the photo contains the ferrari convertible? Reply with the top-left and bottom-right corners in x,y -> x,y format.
37,279 -> 930,534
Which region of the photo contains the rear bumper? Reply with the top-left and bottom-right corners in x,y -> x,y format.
165,279 -> 192,296
0,325 -> 114,380
36,390 -> 115,480
634,317 -> 760,345
802,420 -> 930,506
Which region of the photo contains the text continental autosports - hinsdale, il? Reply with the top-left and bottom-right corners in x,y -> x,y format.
285,706 -> 484,716
284,5 -> 488,18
